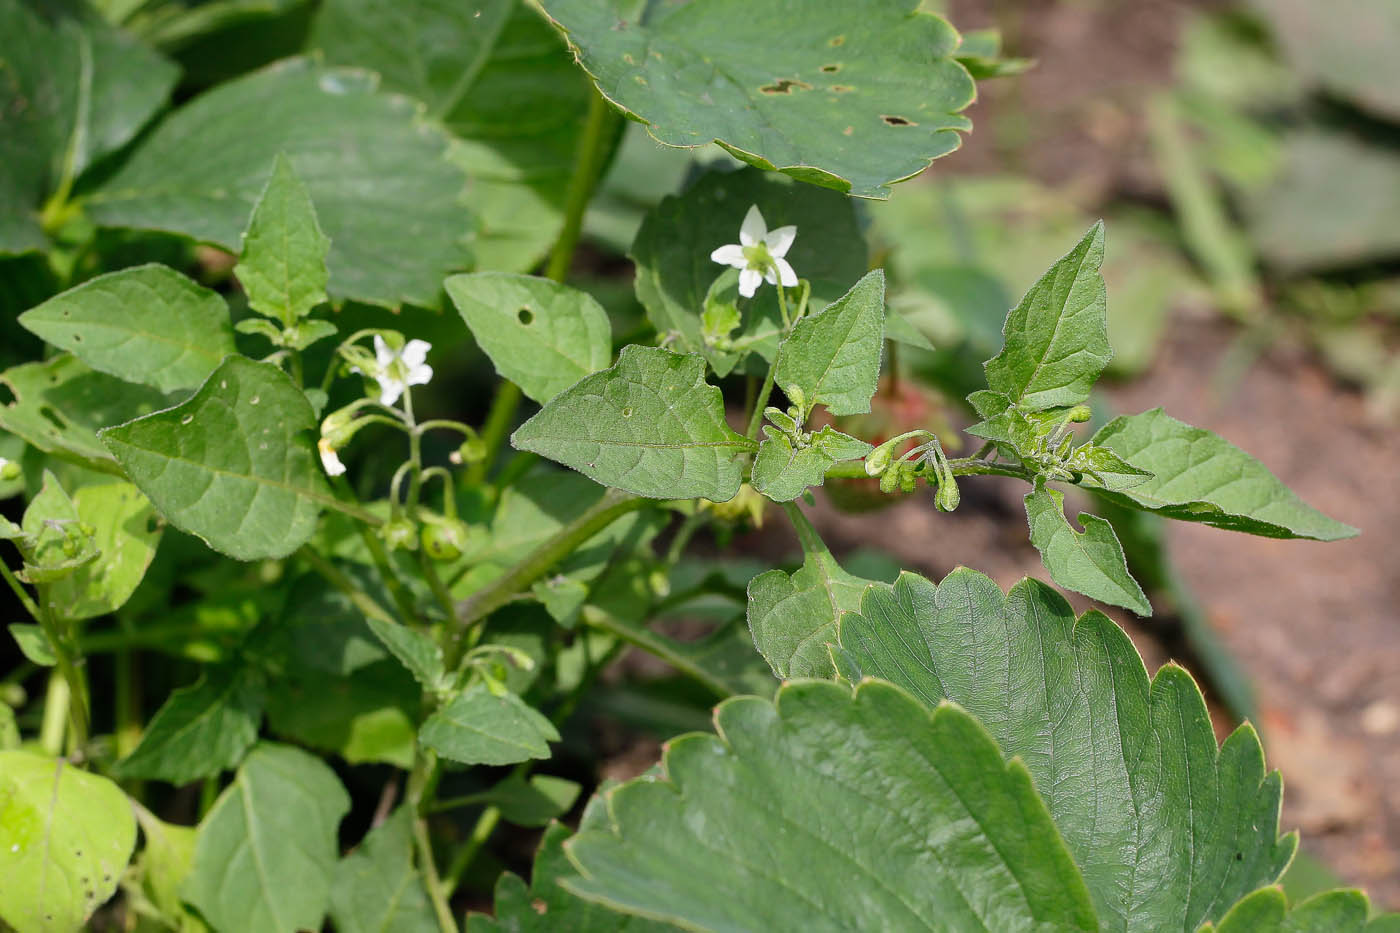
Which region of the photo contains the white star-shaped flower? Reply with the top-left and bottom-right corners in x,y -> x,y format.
371,336 -> 433,406
318,437 -> 347,477
710,205 -> 798,298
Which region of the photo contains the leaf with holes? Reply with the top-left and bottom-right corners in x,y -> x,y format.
329,807 -> 438,933
48,481 -> 163,621
19,265 -> 235,393
776,269 -> 886,416
183,743 -> 349,933
1025,477 -> 1151,615
837,568 -> 1297,931
447,272 -> 612,403
0,751 -> 137,932
234,153 -> 331,327
99,355 -> 334,561
537,0 -> 976,198
512,346 -> 754,501
420,683 -> 560,766
751,425 -> 871,502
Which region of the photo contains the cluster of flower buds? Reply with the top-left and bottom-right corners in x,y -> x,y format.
863,430 -> 961,513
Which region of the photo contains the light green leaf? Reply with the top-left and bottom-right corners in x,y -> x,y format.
115,666 -> 265,785
183,743 -> 349,933
883,306 -> 935,350
752,425 -> 870,502
420,682 -> 560,766
446,273 -> 612,404
363,616 -> 445,692
8,624 -> 55,666
1090,408 -> 1356,540
329,807 -> 437,933
130,806 -> 200,933
19,265 -> 234,393
776,269 -> 886,416
265,659 -> 418,769
1063,443 -> 1153,491
86,59 -> 471,309
837,569 -> 1296,931
99,355 -> 334,561
511,346 -> 754,501
1025,477 -> 1151,615
563,680 -> 1096,931
1202,885 -> 1397,932
537,0 -> 976,198
49,482 -> 163,621
983,222 -> 1110,412
17,471 -> 98,584
0,751 -> 137,932
234,153 -> 331,326
478,773 -> 582,828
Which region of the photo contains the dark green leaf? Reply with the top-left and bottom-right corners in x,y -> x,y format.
234,153 -> 331,326
776,269 -> 886,416
329,807 -> 438,933
419,683 -> 559,766
479,773 -> 582,828
1025,477 -> 1151,615
751,425 -> 870,502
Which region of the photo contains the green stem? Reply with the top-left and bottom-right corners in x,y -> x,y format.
39,596 -> 88,752
822,457 -> 1033,482
779,501 -> 826,557
580,605 -> 731,699
0,559 -> 42,624
744,360 -> 778,441
466,380 -> 521,486
443,805 -> 501,894
298,546 -> 402,630
544,89 -> 621,283
409,750 -> 459,933
39,672 -> 68,757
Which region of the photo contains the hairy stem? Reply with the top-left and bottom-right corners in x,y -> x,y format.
408,750 -> 459,933
580,605 -> 731,699
544,89 -> 622,284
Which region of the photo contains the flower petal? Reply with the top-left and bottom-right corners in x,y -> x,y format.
401,339 -> 432,369
773,256 -> 798,287
765,224 -> 797,258
710,243 -> 747,268
738,267 -> 762,298
739,204 -> 766,247
318,438 -> 347,477
407,364 -> 433,387
378,379 -> 405,407
373,335 -> 394,367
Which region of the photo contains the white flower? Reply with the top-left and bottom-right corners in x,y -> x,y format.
318,437 -> 347,477
709,205 -> 798,298
371,336 -> 433,406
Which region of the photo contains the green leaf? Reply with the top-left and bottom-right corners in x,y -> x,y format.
363,616 -> 446,692
1090,408 -> 1357,541
536,0 -> 976,198
8,624 -> 55,666
0,706 -> 16,750
1063,443 -> 1153,491
329,806 -> 437,933
752,425 -> 870,502
1256,0 -> 1400,122
563,680 -> 1096,930
183,743 -> 349,933
511,346 -> 753,501
1025,477 -> 1151,615
837,568 -> 1297,931
19,265 -> 235,393
982,222 -> 1111,412
265,658 -> 418,769
99,355 -> 334,561
420,682 -> 559,766
631,167 -> 867,369
0,751 -> 137,932
447,273 -> 612,404
1202,885 -> 1396,933
115,665 -> 266,785
130,807 -> 200,932
234,153 -> 331,326
0,354 -> 173,474
17,471 -> 98,584
775,269 -> 886,416
49,482 -> 163,621
478,773 -> 582,828
86,59 -> 471,309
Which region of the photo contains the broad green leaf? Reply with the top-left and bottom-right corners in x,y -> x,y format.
512,346 -> 753,501
329,807 -> 437,933
19,265 -> 234,393
183,743 -> 349,933
751,425 -> 870,502
1025,478 -> 1151,615
86,59 -> 471,309
480,773 -> 582,828
364,615 -> 445,692
536,0 -> 976,198
100,355 -> 334,561
115,665 -> 265,785
1202,886 -> 1396,932
312,0 -> 592,272
982,222 -> 1110,412
1063,443 -> 1154,492
265,658 -> 418,769
17,471 -> 98,584
234,154 -> 331,326
419,683 -> 560,766
564,680 -> 1096,930
0,354 -> 172,474
9,624 -> 55,666
1090,408 -> 1356,540
776,269 -> 886,416
446,272 -> 612,404
49,482 -> 163,621
0,751 -> 137,932
837,569 -> 1297,931
130,806 -> 200,932
631,168 -> 867,368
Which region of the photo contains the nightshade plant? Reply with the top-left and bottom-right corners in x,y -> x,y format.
0,1 -> 1390,931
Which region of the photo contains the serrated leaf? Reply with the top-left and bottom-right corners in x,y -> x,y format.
447,273 -> 612,404
512,346 -> 753,501
115,665 -> 265,785
99,355 -> 334,561
983,222 -> 1110,411
19,265 -> 235,393
49,482 -> 163,621
0,751 -> 137,932
1025,477 -> 1151,615
775,269 -> 886,417
1089,408 -> 1357,540
563,680 -> 1096,930
751,425 -> 870,502
329,807 -> 437,933
420,683 -> 560,766
86,59 -> 471,309
234,154 -> 331,326
837,568 -> 1297,931
537,0 -> 977,198
183,743 -> 349,933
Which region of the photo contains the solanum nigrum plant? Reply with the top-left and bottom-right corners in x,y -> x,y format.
0,0 -> 1391,931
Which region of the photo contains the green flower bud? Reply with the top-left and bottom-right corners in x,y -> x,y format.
0,458 -> 19,482
865,440 -> 896,478
1066,405 -> 1093,424
457,438 -> 487,464
935,476 -> 960,513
